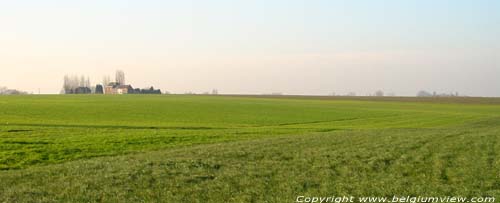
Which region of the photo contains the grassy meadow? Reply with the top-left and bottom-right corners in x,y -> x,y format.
0,95 -> 499,202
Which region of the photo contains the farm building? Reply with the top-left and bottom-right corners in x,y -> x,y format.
104,83 -> 161,94
104,82 -> 134,94
74,87 -> 92,94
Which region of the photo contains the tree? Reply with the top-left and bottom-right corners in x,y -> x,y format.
139,86 -> 161,94
102,75 -> 111,86
375,90 -> 384,97
62,75 -> 79,94
0,86 -> 27,95
417,90 -> 432,97
62,74 -> 91,94
85,77 -> 91,88
63,75 -> 71,94
79,75 -> 86,87
0,86 -> 7,94
116,70 -> 125,85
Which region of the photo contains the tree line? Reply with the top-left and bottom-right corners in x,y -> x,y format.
62,75 -> 92,94
0,87 -> 28,95
62,70 -> 162,94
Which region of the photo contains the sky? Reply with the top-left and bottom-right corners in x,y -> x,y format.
1,0 -> 499,96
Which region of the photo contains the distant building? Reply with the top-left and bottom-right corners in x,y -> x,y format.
105,82 -> 134,94
74,87 -> 92,94
95,85 -> 104,94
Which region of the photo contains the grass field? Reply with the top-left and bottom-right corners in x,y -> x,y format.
0,95 -> 499,202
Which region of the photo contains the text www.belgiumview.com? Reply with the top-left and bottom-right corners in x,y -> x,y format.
296,196 -> 496,203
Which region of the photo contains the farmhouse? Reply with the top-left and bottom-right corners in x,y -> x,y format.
104,82 -> 134,94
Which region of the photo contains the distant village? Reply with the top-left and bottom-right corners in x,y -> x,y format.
62,70 -> 161,95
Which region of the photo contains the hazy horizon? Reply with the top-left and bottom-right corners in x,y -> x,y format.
1,0 -> 499,96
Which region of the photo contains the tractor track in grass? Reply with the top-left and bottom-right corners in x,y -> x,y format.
2,124 -> 498,202
0,95 -> 499,201
0,123 -> 226,131
253,117 -> 363,128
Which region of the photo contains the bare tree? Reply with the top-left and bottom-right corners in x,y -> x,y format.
63,75 -> 71,94
79,75 -> 86,87
0,86 -> 28,95
62,74 -> 91,94
71,75 -> 79,89
62,75 -> 79,94
375,90 -> 384,97
0,86 -> 7,94
102,75 -> 111,86
85,76 -> 91,88
116,70 -> 125,85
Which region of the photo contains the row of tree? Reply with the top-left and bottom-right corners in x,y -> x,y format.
62,70 -> 163,94
101,70 -> 125,86
330,91 -> 394,97
63,70 -> 126,94
329,90 -> 462,97
134,87 -> 162,94
0,86 -> 28,95
62,75 -> 92,94
417,91 -> 460,97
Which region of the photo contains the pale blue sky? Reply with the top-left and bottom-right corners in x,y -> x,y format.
1,0 -> 499,96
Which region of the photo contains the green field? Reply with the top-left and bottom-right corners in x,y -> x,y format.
0,95 -> 499,202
